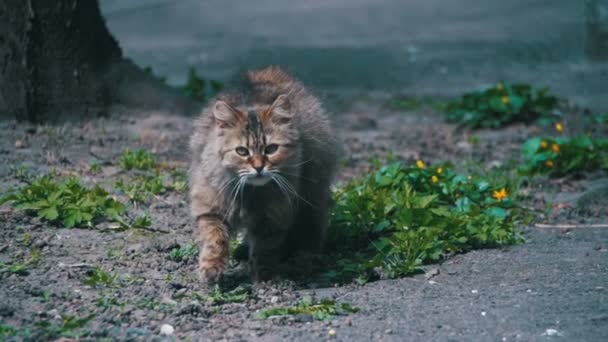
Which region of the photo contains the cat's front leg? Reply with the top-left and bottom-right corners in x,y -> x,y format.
246,205 -> 291,282
196,215 -> 230,283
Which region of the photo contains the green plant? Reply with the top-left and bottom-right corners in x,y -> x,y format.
445,82 -> 559,128
114,173 -> 168,204
0,324 -> 18,338
181,67 -> 224,102
89,161 -> 102,174
32,314 -> 95,340
83,266 -> 118,288
168,242 -> 199,263
326,161 -> 523,280
119,149 -> 156,171
131,213 -> 152,228
194,285 -> 252,305
0,175 -> 125,228
257,296 -> 359,320
521,136 -> 608,176
0,248 -> 42,276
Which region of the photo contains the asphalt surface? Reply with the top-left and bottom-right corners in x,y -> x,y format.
101,0 -> 608,111
261,228 -> 608,341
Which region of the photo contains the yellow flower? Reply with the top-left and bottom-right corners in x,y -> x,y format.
551,144 -> 560,153
431,175 -> 439,183
540,141 -> 548,149
492,188 -> 509,201
436,167 -> 443,174
501,96 -> 510,105
555,122 -> 564,133
546,160 -> 554,168
416,160 -> 425,169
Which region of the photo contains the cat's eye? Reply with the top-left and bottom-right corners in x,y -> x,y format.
235,146 -> 249,156
264,144 -> 279,155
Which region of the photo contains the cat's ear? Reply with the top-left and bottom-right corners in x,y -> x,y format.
212,100 -> 243,127
264,94 -> 293,125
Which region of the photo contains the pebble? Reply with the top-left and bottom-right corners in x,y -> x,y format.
160,324 -> 174,336
328,328 -> 337,337
270,296 -> 279,304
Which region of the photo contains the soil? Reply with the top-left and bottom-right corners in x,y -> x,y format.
1,98 -> 607,341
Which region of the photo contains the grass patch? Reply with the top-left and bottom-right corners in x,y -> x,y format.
325,161 -> 523,282
83,266 -> 118,288
180,67 -> 224,102
114,173 -> 169,204
194,285 -> 252,305
168,242 -> 199,263
0,175 -> 124,228
521,136 -> 608,176
257,296 -> 359,320
119,149 -> 156,171
445,82 -> 559,128
0,248 -> 42,276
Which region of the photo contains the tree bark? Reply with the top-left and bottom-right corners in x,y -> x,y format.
0,0 -> 197,122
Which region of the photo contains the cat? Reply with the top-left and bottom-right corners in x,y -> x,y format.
189,66 -> 339,282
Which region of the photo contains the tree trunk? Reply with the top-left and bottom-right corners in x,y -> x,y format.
0,0 -> 197,122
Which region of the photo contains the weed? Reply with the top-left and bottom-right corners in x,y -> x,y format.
194,285 -> 252,305
0,324 -> 18,338
445,82 -> 559,128
131,213 -> 152,228
0,175 -> 125,228
521,136 -> 608,176
168,243 -> 198,263
181,67 -> 224,102
32,314 -> 95,340
257,296 -> 359,320
96,292 -> 124,310
170,169 -> 188,192
119,149 -> 156,171
0,248 -> 43,276
114,173 -> 168,204
89,161 -> 102,174
326,161 -> 523,280
83,266 -> 118,288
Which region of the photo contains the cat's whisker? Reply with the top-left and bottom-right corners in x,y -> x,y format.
269,174 -> 294,211
282,158 -> 314,168
271,173 -> 316,208
267,169 -> 316,183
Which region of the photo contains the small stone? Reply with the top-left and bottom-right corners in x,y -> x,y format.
270,296 -> 279,304
160,324 -> 174,336
542,328 -> 561,336
14,140 -> 27,149
385,329 -> 393,334
328,328 -> 337,337
471,289 -> 478,294
481,312 -> 486,316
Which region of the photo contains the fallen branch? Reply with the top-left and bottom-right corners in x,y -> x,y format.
534,223 -> 608,229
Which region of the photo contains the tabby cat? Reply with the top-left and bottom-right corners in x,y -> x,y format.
189,66 -> 338,282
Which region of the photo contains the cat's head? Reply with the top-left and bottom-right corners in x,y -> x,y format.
212,94 -> 300,186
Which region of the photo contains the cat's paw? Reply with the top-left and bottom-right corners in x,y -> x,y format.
198,261 -> 226,284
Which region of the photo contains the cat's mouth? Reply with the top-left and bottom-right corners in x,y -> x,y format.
243,174 -> 272,186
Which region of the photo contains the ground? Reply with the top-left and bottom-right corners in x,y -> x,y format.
0,99 -> 607,340
1,0 -> 608,341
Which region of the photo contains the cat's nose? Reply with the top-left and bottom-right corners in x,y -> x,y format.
254,165 -> 263,174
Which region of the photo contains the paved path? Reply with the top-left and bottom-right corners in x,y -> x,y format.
101,0 -> 608,111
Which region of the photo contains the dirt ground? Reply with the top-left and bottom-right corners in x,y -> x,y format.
1,96 -> 607,341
